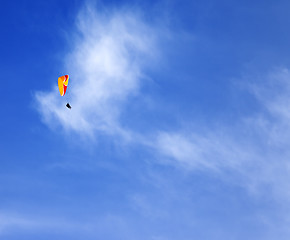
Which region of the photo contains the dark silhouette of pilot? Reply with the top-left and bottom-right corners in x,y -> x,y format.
66,103 -> 71,109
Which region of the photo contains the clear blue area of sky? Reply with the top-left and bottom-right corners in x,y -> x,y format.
1,0 -> 290,239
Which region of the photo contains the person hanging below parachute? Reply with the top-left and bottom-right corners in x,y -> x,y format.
66,103 -> 71,109
58,74 -> 71,109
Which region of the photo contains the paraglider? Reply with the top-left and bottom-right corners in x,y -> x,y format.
58,75 -> 71,109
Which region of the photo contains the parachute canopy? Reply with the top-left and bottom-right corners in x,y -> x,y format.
58,75 -> 69,96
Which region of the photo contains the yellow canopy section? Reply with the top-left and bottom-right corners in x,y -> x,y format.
58,75 -> 69,96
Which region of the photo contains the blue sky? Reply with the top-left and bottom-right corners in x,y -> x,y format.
2,0 -> 290,239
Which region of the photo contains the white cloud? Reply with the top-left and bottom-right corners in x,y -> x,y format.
34,3 -> 290,206
153,68 -> 290,200
155,131 -> 252,172
0,212 -> 76,235
35,6 -> 158,139
0,214 -> 35,234
0,211 -> 132,238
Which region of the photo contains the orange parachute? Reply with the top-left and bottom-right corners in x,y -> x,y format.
58,75 -> 69,96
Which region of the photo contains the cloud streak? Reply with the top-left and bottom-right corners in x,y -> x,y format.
31,3 -> 290,238
35,6 -> 158,139
153,68 -> 290,201
34,3 -> 290,205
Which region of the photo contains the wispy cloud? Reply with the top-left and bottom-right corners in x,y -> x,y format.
35,5 -> 159,139
0,214 -> 35,234
0,212 -> 73,236
0,211 -> 134,239
34,3 -> 290,206
153,68 -> 290,200
155,131 -> 251,171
